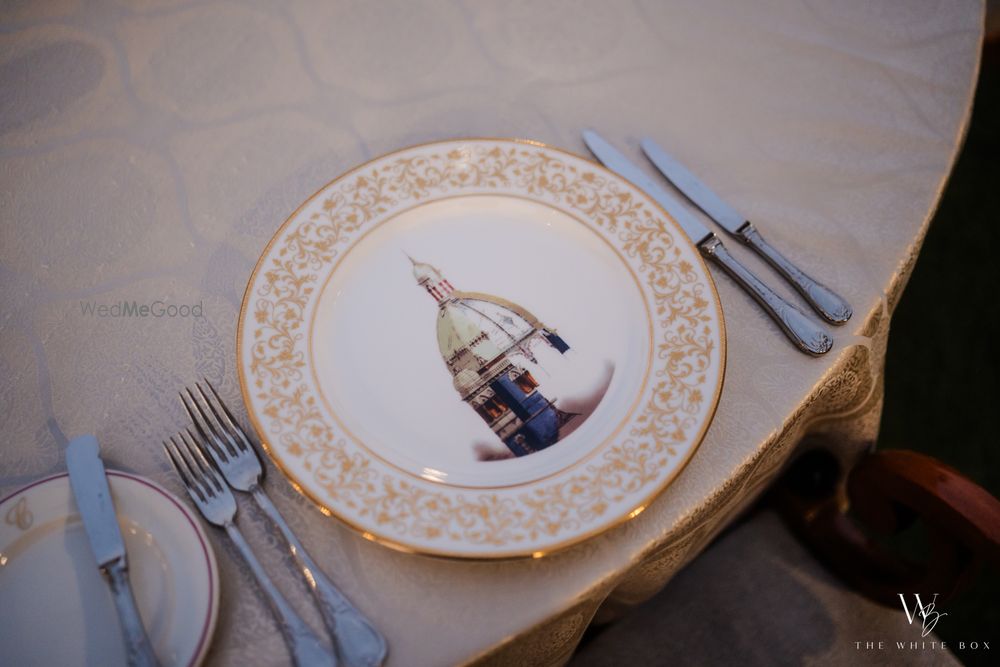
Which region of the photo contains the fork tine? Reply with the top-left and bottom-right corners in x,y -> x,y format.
181,387 -> 236,459
165,435 -> 208,502
198,386 -> 241,454
181,392 -> 226,470
163,439 -> 191,489
179,388 -> 212,442
202,378 -> 253,451
196,380 -> 250,454
180,428 -> 226,493
190,384 -> 227,442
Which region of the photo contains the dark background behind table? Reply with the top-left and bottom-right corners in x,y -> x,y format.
879,40 -> 999,663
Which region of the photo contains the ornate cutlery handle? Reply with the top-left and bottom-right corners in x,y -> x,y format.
737,223 -> 852,324
252,489 -> 387,667
105,560 -> 160,667
700,236 -> 833,355
224,523 -> 338,667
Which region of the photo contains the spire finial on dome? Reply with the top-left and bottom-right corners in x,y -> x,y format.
407,255 -> 454,303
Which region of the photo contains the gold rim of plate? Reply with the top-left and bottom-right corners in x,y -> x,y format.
236,137 -> 727,560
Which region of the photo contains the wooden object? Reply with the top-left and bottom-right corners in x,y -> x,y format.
771,448 -> 1000,606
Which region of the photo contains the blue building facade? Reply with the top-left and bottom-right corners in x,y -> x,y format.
489,372 -> 564,456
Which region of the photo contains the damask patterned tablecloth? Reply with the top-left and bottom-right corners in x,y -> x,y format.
0,1 -> 983,665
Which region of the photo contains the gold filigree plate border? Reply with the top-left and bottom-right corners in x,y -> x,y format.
237,138 -> 726,559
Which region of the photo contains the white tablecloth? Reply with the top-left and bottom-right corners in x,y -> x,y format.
0,1 -> 983,665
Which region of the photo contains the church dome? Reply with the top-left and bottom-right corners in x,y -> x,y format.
411,258 -> 567,391
436,302 -> 503,378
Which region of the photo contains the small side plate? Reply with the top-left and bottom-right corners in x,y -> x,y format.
0,471 -> 218,666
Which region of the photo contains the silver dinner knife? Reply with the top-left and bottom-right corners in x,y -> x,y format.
66,435 -> 160,667
640,138 -> 852,324
582,130 -> 832,356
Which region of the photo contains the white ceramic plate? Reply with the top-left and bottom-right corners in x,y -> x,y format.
238,138 -> 726,558
0,471 -> 218,666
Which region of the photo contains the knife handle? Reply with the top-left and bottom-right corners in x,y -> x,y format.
105,559 -> 160,667
737,223 -> 852,324
700,235 -> 833,355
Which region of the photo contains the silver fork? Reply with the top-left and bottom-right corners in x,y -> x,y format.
180,380 -> 388,667
163,431 -> 337,667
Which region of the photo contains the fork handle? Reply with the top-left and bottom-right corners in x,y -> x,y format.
252,488 -> 388,667
224,523 -> 338,667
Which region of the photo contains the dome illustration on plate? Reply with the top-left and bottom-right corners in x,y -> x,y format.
410,256 -> 612,460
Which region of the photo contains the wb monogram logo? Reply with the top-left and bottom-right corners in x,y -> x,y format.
898,594 -> 948,637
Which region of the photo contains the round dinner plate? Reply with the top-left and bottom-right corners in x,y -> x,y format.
0,471 -> 218,666
238,138 -> 726,558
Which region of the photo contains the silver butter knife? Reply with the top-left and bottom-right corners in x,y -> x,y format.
640,138 -> 852,324
66,435 -> 160,667
582,130 -> 832,356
